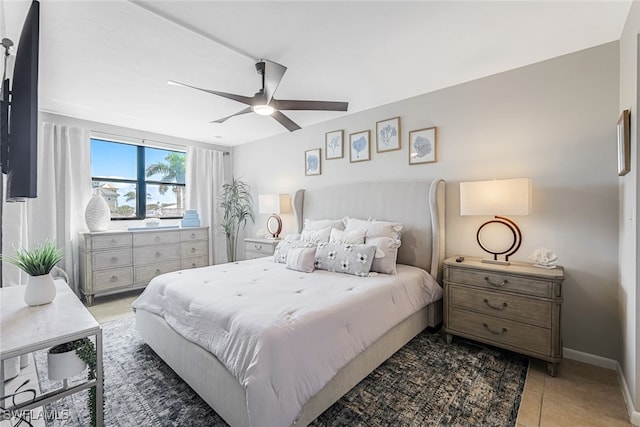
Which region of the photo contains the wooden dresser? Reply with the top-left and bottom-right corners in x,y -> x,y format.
443,256 -> 564,376
79,227 -> 209,305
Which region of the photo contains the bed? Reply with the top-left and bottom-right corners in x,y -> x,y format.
133,179 -> 445,426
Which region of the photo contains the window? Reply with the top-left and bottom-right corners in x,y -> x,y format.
90,138 -> 186,219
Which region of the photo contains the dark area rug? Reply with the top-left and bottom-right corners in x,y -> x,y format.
33,315 -> 527,426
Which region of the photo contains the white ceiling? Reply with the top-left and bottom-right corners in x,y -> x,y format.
2,0 -> 632,146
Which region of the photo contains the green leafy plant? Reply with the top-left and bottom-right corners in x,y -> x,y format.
3,241 -> 64,276
49,338 -> 102,427
219,177 -> 254,262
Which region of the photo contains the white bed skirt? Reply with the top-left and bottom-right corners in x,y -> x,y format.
135,300 -> 442,426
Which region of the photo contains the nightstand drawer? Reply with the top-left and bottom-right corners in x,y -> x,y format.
449,268 -> 553,298
135,261 -> 179,283
246,242 -> 271,254
133,231 -> 179,246
449,308 -> 551,356
134,245 -> 179,264
92,249 -> 132,270
93,267 -> 133,291
449,284 -> 551,328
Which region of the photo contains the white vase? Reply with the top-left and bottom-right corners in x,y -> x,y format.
85,191 -> 110,232
47,349 -> 87,381
24,273 -> 57,306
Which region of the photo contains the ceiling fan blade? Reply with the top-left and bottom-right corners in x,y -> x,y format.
262,60 -> 287,104
168,80 -> 255,106
271,111 -> 301,132
270,99 -> 349,111
211,107 -> 253,123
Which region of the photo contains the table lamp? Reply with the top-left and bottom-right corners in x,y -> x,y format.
258,194 -> 291,239
460,178 -> 531,265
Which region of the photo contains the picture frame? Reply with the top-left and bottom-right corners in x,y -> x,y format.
408,127 -> 437,165
618,109 -> 630,176
305,148 -> 321,176
349,130 -> 371,163
376,117 -> 401,153
325,130 -> 344,160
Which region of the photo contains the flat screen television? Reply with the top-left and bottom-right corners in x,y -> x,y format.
1,0 -> 39,202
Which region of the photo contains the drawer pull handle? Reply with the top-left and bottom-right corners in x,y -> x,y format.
483,323 -> 507,335
155,252 -> 161,257
191,263 -> 197,268
190,233 -> 196,239
111,257 -> 118,263
110,239 -> 117,244
155,269 -> 161,275
254,244 -> 262,250
191,247 -> 196,253
110,276 -> 118,282
155,236 -> 161,241
484,276 -> 508,287
483,299 -> 508,310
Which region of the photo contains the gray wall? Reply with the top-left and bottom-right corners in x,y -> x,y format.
233,42 -> 620,359
619,0 -> 639,413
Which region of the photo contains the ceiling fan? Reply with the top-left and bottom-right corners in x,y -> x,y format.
168,60 -> 349,132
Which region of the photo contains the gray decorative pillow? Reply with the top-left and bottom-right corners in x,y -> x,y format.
286,247 -> 316,273
314,242 -> 376,277
273,240 -> 317,263
366,236 -> 401,274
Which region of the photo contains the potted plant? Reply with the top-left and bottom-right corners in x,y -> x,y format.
48,338 -> 101,427
219,177 -> 254,262
2,240 -> 64,306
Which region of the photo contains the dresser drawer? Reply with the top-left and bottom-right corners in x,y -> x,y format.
179,256 -> 209,270
134,261 -> 179,283
449,284 -> 551,328
90,234 -> 132,250
449,308 -> 551,356
92,267 -> 133,291
133,231 -> 179,246
180,228 -> 208,242
448,268 -> 553,298
180,241 -> 208,259
134,245 -> 179,264
92,249 -> 132,270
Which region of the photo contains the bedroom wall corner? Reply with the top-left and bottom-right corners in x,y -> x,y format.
233,42 -> 620,365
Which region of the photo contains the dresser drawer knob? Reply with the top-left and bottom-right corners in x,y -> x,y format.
191,247 -> 196,253
191,263 -> 197,268
484,276 -> 508,287
155,236 -> 161,241
110,239 -> 117,244
190,233 -> 196,239
111,257 -> 118,263
483,299 -> 508,310
155,252 -> 161,257
483,323 -> 508,335
155,269 -> 161,275
110,275 -> 118,282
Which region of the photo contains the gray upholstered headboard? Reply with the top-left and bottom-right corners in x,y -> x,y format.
292,180 -> 445,281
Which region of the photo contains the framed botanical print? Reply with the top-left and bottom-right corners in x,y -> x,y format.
376,117 -> 400,153
408,127 -> 437,165
349,130 -> 371,163
325,130 -> 343,160
305,148 -> 321,176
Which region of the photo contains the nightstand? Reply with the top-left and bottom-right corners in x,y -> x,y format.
443,256 -> 564,376
244,237 -> 281,259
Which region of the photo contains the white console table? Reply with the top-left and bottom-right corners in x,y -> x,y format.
0,281 -> 103,424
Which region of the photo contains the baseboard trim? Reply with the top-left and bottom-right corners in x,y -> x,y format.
563,346 -> 639,426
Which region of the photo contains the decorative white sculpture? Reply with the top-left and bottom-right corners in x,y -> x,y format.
85,191 -> 110,232
530,248 -> 558,269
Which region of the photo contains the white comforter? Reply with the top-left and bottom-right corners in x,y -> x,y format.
132,258 -> 442,427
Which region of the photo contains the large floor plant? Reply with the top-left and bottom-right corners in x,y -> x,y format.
219,178 -> 254,262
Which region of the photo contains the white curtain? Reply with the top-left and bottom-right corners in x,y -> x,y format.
2,123 -> 91,290
185,146 -> 229,265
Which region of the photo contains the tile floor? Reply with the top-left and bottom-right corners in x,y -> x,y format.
3,289 -> 634,426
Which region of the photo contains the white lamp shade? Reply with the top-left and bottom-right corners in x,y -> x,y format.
460,178 -> 531,216
258,194 -> 291,214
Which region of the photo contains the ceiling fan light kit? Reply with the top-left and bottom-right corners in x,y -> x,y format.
170,59 -> 348,132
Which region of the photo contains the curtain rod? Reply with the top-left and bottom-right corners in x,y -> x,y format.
90,130 -> 230,154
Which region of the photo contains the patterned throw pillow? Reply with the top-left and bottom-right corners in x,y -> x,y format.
273,240 -> 317,263
314,242 -> 376,277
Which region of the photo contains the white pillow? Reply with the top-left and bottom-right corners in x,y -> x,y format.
366,236 -> 401,274
286,247 -> 316,273
284,234 -> 301,241
303,218 -> 345,231
344,217 -> 403,240
329,228 -> 366,244
301,226 -> 331,243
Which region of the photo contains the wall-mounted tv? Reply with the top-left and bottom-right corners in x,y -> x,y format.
1,0 -> 39,202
